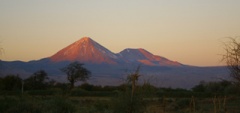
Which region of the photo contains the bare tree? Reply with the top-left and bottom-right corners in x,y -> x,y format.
223,37 -> 240,84
24,70 -> 49,90
61,61 -> 91,89
128,66 -> 141,102
127,65 -> 141,113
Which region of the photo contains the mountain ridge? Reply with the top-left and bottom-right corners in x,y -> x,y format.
0,37 -> 229,88
50,37 -> 118,64
50,37 -> 182,66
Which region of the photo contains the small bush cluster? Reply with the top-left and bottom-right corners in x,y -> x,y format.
1,70 -> 240,113
0,96 -> 75,113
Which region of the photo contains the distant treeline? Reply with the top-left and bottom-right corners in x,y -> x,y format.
1,72 -> 240,97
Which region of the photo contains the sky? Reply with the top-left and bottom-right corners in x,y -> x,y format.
0,0 -> 240,66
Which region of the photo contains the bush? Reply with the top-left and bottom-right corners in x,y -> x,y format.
26,89 -> 61,96
7,98 -> 43,113
0,75 -> 22,91
0,95 -> 76,113
44,97 -> 76,113
0,96 -> 18,113
70,88 -> 117,97
111,90 -> 146,113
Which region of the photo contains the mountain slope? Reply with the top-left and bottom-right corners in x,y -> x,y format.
51,37 -> 182,66
0,37 -> 229,88
0,60 -> 229,89
118,48 -> 182,66
50,37 -> 118,64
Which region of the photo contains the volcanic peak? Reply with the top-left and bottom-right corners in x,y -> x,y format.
50,37 -> 182,66
73,37 -> 92,45
50,37 -> 117,64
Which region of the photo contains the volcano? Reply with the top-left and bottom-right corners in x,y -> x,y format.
50,37 -> 118,64
50,37 -> 182,66
118,48 -> 182,66
0,37 -> 229,88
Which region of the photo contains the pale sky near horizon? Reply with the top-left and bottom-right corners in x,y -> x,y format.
0,0 -> 240,66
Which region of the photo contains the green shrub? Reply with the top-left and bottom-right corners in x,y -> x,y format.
0,95 -> 76,113
0,97 -> 18,113
111,91 -> 146,113
6,98 -> 43,113
70,88 -> 117,97
44,97 -> 76,113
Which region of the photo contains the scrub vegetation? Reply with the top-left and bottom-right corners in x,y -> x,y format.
0,70 -> 240,113
1,37 -> 240,112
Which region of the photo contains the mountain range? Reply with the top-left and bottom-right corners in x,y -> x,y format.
50,37 -> 182,66
0,37 -> 229,89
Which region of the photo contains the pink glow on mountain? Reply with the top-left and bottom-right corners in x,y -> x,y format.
50,37 -> 182,66
50,37 -> 117,64
138,60 -> 155,66
119,48 -> 182,66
